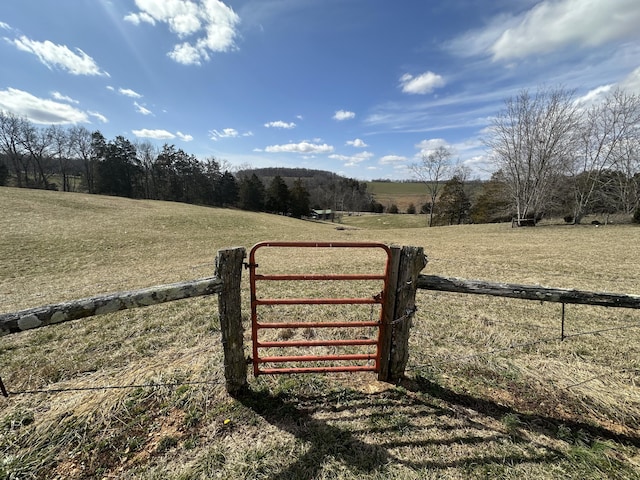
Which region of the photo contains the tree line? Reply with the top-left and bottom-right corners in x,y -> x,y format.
0,112 -> 376,218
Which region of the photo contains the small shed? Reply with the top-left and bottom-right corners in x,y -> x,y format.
311,209 -> 334,221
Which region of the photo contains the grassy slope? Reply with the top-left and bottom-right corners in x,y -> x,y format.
1,186 -> 640,479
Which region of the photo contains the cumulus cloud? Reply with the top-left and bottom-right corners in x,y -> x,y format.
333,110 -> 355,121
264,120 -> 296,129
265,141 -> 334,154
328,151 -> 374,167
10,35 -> 108,76
415,138 -> 450,156
346,138 -> 368,148
119,88 -> 142,98
0,88 -> 90,124
399,71 -> 445,94
210,127 -> 252,140
132,129 -> 176,139
125,0 -> 240,66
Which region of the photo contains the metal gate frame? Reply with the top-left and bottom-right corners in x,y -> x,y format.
248,241 -> 392,376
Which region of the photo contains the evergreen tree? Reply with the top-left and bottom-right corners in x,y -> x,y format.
438,175 -> 471,225
289,178 -> 310,218
266,175 -> 290,214
238,173 -> 265,211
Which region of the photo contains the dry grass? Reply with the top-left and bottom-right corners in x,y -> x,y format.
1,186 -> 640,479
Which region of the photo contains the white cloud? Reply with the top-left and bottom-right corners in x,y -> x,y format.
575,84 -> 614,106
399,71 -> 445,94
620,66 -> 640,94
119,88 -> 142,98
333,110 -> 355,121
0,87 -> 90,124
379,155 -> 407,165
127,0 -> 240,66
11,36 -> 108,76
177,131 -> 193,141
0,21 -> 11,30
210,127 -> 252,140
328,151 -> 374,167
51,91 -> 79,104
346,138 -> 368,148
265,141 -> 334,154
134,101 -> 153,115
106,85 -> 115,91
132,128 -> 176,139
264,120 -> 296,129
415,138 -> 450,157
88,111 -> 108,123
450,0 -> 640,61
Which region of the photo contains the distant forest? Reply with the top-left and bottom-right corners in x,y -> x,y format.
2,94 -> 640,226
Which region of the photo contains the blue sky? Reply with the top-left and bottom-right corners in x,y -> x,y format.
1,0 -> 640,180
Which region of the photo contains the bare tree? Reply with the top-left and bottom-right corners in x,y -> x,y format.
571,89 -> 640,222
0,111 -> 30,187
486,87 -> 580,225
69,126 -> 95,193
48,125 -> 74,191
20,121 -> 54,188
411,145 -> 454,226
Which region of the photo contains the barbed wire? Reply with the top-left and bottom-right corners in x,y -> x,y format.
407,319 -> 640,372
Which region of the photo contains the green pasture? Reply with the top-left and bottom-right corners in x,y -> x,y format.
1,186 -> 639,479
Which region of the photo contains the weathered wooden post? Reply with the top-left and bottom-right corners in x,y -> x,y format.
379,245 -> 427,382
215,247 -> 247,396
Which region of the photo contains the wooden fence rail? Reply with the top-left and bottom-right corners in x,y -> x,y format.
0,277 -> 224,336
417,275 -> 640,309
4,245 -> 639,397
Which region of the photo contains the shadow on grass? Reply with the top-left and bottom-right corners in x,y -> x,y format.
235,373 -> 622,479
406,374 -> 640,449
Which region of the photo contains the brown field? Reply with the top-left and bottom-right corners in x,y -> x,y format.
1,186 -> 639,479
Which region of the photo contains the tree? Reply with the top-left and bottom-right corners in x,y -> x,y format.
438,175 -> 471,225
411,145 -> 454,226
289,178 -> 310,218
0,159 -> 8,185
216,170 -> 238,207
95,135 -> 141,197
69,126 -> 96,193
48,125 -> 73,191
470,171 -> 512,223
0,111 -> 29,187
238,173 -> 265,211
266,175 -> 290,214
570,89 -> 640,223
486,87 -> 580,225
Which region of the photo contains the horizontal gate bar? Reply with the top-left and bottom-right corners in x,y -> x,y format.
257,339 -> 377,348
258,353 -> 376,363
256,321 -> 380,329
255,274 -> 386,281
255,297 -> 381,306
259,365 -> 377,374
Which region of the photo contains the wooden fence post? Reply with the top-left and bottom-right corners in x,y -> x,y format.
379,246 -> 427,382
215,247 -> 247,396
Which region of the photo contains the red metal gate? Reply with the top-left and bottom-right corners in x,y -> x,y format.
248,242 -> 392,376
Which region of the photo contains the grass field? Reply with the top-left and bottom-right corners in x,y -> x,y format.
1,186 -> 639,479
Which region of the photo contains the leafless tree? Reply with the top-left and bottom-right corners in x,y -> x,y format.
486,87 -> 580,224
571,89 -> 640,222
48,125 -> 75,192
0,111 -> 30,187
20,121 -> 54,189
68,126 -> 96,193
411,145 -> 454,226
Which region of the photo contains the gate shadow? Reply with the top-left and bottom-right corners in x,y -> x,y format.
234,373 -> 633,479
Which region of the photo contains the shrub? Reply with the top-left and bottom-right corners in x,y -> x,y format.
633,207 -> 640,224
388,204 -> 399,214
406,203 -> 416,214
